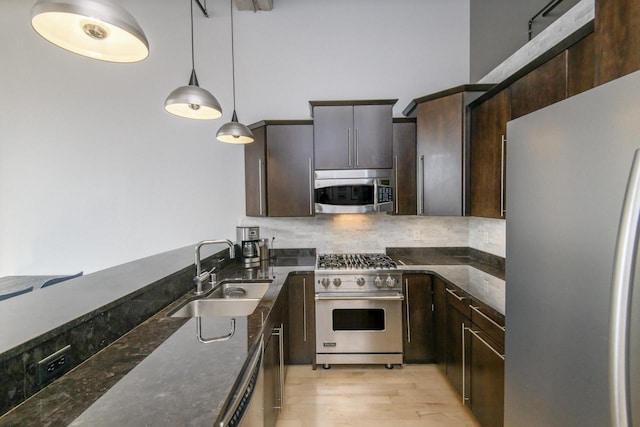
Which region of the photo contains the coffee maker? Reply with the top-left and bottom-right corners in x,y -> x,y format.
236,226 -> 261,267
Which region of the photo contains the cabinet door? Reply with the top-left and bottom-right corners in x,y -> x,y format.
263,326 -> 283,427
470,89 -> 510,219
392,121 -> 417,215
432,277 -> 447,375
286,273 -> 315,365
567,32 -> 595,97
267,125 -> 314,217
353,104 -> 393,169
446,303 -> 470,402
402,274 -> 434,363
416,93 -> 464,216
510,52 -> 567,120
469,327 -> 505,427
314,105 -> 353,170
245,126 -> 267,217
595,0 -> 640,86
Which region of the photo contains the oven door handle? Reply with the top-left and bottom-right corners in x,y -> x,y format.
315,294 -> 404,301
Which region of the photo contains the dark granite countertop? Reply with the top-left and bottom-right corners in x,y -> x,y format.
0,246 -> 504,426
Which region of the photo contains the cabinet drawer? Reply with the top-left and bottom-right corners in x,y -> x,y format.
470,305 -> 505,346
445,287 -> 470,317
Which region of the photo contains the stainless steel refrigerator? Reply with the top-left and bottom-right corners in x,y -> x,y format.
505,70 -> 640,426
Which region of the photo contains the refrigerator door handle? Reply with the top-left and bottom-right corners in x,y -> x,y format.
610,148 -> 640,427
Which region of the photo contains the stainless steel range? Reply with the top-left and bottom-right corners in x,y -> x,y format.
314,253 -> 404,368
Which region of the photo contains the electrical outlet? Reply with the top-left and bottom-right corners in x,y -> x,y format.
483,278 -> 489,293
413,229 -> 421,241
483,231 -> 489,244
38,345 -> 71,385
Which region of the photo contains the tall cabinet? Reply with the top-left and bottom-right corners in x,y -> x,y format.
245,121 -> 314,217
408,86 -> 490,216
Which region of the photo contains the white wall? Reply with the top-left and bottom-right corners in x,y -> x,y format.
0,0 -> 470,276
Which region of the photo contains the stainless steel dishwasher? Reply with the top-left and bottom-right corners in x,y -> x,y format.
218,336 -> 264,427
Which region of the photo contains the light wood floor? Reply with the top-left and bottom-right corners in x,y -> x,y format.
276,364 -> 481,427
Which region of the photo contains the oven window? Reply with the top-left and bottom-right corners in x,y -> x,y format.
332,309 -> 385,331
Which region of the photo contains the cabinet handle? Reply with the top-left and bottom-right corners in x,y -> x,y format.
348,128 -> 352,167
394,155 -> 399,214
419,155 -> 425,215
303,277 -> 307,343
355,128 -> 360,167
273,325 -> 285,410
258,159 -> 265,216
501,135 -> 506,218
196,317 -> 235,344
446,288 -> 467,301
470,306 -> 505,332
405,279 -> 411,343
308,158 -> 314,216
462,323 -> 470,405
469,329 -> 505,360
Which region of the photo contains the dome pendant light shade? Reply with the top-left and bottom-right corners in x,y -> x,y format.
165,0 -> 222,121
216,110 -> 254,144
216,0 -> 254,144
165,69 -> 223,120
30,0 -> 149,63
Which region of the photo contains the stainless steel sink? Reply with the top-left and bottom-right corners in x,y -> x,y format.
209,282 -> 270,300
168,281 -> 271,318
169,298 -> 261,317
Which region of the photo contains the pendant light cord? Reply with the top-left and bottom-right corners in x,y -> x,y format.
190,0 -> 196,71
230,0 -> 237,111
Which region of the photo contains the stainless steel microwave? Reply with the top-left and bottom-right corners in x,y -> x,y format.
314,169 -> 393,214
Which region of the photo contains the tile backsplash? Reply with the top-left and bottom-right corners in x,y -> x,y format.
239,215 -> 506,257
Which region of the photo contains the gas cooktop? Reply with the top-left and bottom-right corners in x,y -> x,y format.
316,253 -> 398,271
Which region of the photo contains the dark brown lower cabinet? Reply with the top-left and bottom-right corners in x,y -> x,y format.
402,274 -> 434,363
286,273 -> 315,366
469,327 -> 505,427
445,290 -> 471,401
264,322 -> 284,427
432,277 -> 447,375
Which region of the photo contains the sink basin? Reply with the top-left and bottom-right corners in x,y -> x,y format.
209,282 -> 270,300
169,298 -> 261,317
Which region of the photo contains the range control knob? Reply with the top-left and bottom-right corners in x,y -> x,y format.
374,276 -> 383,288
333,278 -> 342,287
386,276 -> 397,288
321,278 -> 331,288
356,277 -> 366,287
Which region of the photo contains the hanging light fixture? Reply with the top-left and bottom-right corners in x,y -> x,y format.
30,0 -> 149,63
216,0 -> 254,144
164,0 -> 222,120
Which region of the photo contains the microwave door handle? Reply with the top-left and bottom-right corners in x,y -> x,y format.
374,179 -> 379,212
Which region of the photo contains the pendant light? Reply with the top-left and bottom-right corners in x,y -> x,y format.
30,0 -> 149,63
216,0 -> 254,144
164,0 -> 222,120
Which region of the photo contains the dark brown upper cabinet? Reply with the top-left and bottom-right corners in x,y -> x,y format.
510,51 -> 568,120
469,88 -> 511,219
408,86 -> 489,216
392,119 -> 417,215
595,0 -> 640,86
310,100 -> 396,170
245,121 -> 314,217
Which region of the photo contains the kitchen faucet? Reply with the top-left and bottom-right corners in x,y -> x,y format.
194,239 -> 235,295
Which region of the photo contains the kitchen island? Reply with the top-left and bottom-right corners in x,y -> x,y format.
0,247 -> 503,426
